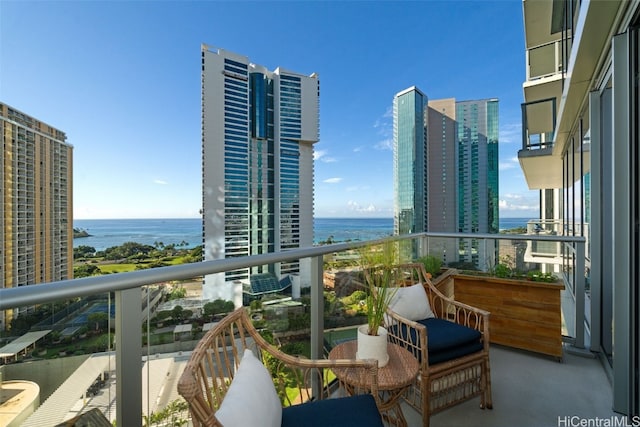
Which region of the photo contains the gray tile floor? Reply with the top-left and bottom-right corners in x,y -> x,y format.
400,344 -> 620,427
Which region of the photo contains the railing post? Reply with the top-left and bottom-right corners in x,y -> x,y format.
115,288 -> 142,426
310,255 -> 324,398
423,235 -> 429,258
573,241 -> 586,350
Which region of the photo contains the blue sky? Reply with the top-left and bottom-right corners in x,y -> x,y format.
0,0 -> 537,220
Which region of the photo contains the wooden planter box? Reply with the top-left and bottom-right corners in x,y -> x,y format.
450,274 -> 565,359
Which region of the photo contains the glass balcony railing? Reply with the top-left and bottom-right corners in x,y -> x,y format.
521,97 -> 557,151
526,40 -> 563,81
0,231 -> 587,426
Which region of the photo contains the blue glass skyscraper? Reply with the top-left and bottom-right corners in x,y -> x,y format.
393,87 -> 499,266
393,87 -> 428,237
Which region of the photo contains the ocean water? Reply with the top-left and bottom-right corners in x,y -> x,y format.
73,217 -> 531,251
313,217 -> 394,244
73,218 -> 202,251
499,217 -> 530,231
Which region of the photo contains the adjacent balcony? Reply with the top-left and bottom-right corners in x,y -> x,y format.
0,232 -> 619,427
518,97 -> 564,190
524,40 -> 564,107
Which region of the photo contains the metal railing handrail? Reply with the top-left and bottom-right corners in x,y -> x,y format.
0,236 -> 392,310
422,230 -> 585,243
1,231 -> 586,310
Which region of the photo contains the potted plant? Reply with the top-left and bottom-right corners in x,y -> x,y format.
355,241 -> 398,367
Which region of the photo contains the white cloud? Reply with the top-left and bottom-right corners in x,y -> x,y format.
499,123 -> 522,144
373,105 -> 393,127
346,185 -> 371,192
347,200 -> 379,212
314,149 -> 337,163
499,192 -> 539,215
353,146 -> 363,153
324,177 -> 343,184
374,106 -> 393,134
499,156 -> 520,171
503,193 -> 524,200
375,138 -> 393,151
499,199 -> 538,211
154,179 -> 168,185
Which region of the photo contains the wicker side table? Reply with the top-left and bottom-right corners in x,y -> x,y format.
329,340 -> 419,427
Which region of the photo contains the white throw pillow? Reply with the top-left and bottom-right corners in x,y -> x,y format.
216,349 -> 282,427
387,283 -> 435,321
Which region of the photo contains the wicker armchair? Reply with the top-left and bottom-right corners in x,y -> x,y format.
177,307 -> 385,427
366,263 -> 493,427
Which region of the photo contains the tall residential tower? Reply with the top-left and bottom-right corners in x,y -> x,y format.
393,86 -> 428,237
0,103 -> 73,330
455,99 -> 499,266
456,99 -> 499,235
393,88 -> 499,266
201,45 -> 319,304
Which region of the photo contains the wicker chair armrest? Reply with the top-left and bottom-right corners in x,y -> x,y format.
429,291 -> 490,336
385,308 -> 429,371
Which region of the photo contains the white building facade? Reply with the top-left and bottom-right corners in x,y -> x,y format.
201,45 -> 318,304
519,0 -> 640,414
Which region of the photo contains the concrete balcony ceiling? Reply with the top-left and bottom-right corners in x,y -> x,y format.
522,0 -> 561,49
518,148 -> 564,190
523,73 -> 562,108
519,142 -> 590,190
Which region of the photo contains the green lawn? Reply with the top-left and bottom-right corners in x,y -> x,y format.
99,263 -> 136,273
79,254 -> 192,274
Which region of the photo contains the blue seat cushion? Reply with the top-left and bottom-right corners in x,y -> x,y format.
390,317 -> 483,365
281,394 -> 384,427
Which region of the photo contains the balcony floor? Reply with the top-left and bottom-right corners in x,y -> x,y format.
23,343 -> 615,426
401,344 -> 617,427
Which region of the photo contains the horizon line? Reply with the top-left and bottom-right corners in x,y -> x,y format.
73,216 -> 537,221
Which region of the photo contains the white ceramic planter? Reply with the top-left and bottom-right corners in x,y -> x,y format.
356,324 -> 389,367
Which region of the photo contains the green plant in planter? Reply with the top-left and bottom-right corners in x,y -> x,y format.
488,255 -> 515,278
358,241 -> 399,336
526,270 -> 557,283
417,255 -> 442,278
493,263 -> 512,278
484,255 -> 558,283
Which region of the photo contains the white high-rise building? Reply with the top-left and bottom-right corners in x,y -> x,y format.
201,45 -> 319,304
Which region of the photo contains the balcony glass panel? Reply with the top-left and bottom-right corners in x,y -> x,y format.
529,41 -> 560,80
0,232 -> 590,426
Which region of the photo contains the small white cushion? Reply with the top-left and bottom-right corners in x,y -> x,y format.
216,349 -> 282,427
388,283 -> 435,321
